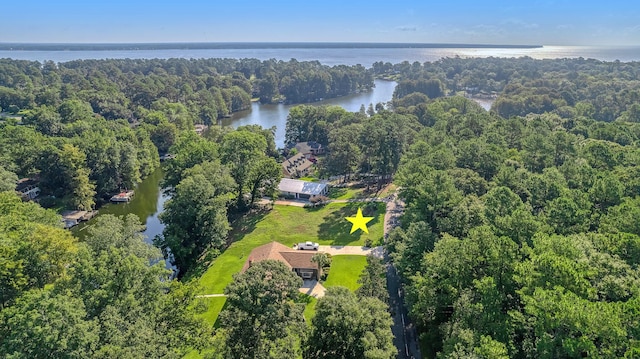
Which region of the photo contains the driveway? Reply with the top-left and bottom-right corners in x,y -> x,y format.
258,198 -> 307,207
299,279 -> 327,298
317,245 -> 383,258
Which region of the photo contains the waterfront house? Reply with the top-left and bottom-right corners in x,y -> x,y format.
15,178 -> 40,200
281,153 -> 314,178
242,241 -> 322,280
278,178 -> 328,201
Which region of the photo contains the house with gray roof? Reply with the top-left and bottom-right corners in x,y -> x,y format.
278,178 -> 328,201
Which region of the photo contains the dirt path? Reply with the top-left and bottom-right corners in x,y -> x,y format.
196,294 -> 227,298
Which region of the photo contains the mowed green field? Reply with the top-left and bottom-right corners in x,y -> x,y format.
188,203 -> 381,358
197,202 -> 384,295
322,255 -> 368,291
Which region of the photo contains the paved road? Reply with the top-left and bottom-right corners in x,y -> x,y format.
384,192 -> 422,359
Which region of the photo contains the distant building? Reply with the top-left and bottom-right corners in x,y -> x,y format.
194,124 -> 208,136
281,153 -> 314,178
278,178 -> 328,201
294,141 -> 324,159
242,241 -> 322,280
15,178 -> 40,200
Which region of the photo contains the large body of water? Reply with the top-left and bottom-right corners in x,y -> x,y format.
2,46 -> 640,66
224,79 -> 397,148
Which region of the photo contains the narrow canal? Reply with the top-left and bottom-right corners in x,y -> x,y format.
72,168 -> 168,244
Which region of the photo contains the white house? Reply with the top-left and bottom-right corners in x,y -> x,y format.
278,178 -> 328,201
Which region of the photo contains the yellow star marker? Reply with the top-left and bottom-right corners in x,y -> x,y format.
345,207 -> 374,234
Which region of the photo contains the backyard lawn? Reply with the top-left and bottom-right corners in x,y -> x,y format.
197,202 -> 384,295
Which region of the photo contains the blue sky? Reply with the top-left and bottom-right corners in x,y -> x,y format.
2,0 -> 639,45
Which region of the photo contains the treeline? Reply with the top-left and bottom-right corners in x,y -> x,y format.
375,57 -> 640,122
0,116 -> 159,209
387,94 -> 640,357
0,193 -> 210,357
0,57 -> 373,120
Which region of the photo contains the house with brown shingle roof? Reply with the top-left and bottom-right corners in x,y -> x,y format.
242,241 -> 322,280
281,152 -> 314,178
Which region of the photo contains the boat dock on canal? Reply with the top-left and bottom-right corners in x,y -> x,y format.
110,190 -> 134,202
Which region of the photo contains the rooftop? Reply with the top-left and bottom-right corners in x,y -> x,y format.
241,241 -> 318,272
278,178 -> 327,195
295,141 -> 323,154
282,153 -> 314,174
15,178 -> 39,192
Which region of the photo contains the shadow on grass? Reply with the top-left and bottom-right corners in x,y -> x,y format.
328,187 -> 347,199
213,299 -> 229,329
226,208 -> 270,246
316,202 -> 383,246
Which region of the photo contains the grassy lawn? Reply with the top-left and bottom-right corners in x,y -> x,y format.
322,255 -> 367,291
302,255 -> 367,324
197,297 -> 227,327
298,176 -> 319,182
328,186 -> 365,200
197,202 -> 384,295
302,295 -> 318,324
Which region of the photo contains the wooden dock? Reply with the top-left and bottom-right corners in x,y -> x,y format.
61,210 -> 98,229
110,190 -> 134,202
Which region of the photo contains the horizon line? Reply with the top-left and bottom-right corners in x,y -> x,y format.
0,42 -> 544,51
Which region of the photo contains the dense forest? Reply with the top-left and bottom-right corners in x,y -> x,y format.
2,56 -> 640,358
377,58 -> 640,358
0,58 -> 372,208
375,57 -> 640,122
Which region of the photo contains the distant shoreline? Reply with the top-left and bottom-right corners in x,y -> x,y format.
0,42 -> 543,51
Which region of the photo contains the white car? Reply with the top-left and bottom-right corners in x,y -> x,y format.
297,241 -> 319,250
